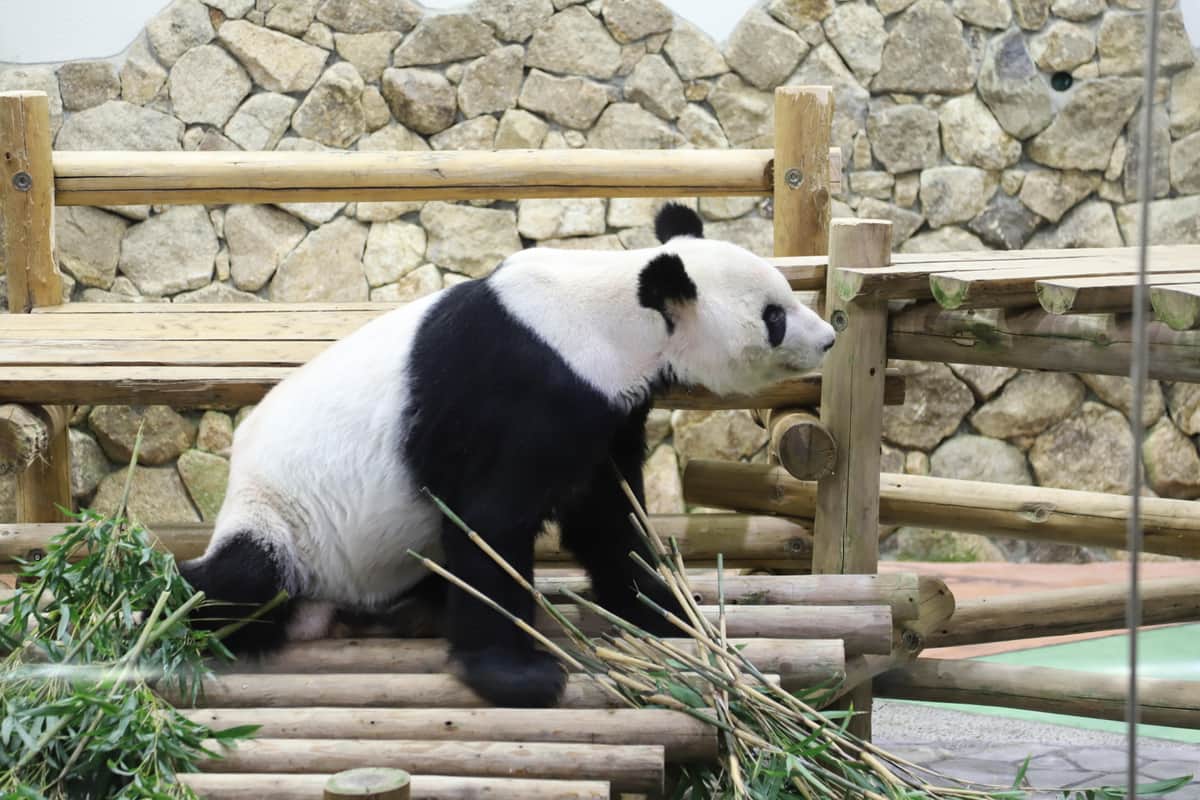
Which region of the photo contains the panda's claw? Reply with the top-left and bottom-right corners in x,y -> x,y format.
450,646 -> 567,708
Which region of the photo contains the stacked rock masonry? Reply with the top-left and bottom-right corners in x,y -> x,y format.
1,0 -> 1197,564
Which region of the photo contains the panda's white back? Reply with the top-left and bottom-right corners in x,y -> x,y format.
215,291 -> 446,609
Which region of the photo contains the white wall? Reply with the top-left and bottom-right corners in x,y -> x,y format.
2,0 -> 1198,65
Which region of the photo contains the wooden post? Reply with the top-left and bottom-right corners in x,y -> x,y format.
773,86 -> 833,258
767,86 -> 835,469
325,768 -> 411,800
0,91 -> 72,523
813,218 -> 892,738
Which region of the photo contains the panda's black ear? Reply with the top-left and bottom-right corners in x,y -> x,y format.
654,203 -> 704,243
639,254 -> 697,332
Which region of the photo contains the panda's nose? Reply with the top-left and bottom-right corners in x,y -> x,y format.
820,333 -> 836,353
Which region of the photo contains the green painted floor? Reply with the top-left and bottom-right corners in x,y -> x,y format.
910,624 -> 1200,743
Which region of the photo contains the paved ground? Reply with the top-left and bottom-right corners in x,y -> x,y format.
875,701 -> 1200,798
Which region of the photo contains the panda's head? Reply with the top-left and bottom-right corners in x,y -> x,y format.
641,204 -> 837,396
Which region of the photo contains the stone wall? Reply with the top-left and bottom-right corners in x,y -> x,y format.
1,0 -> 1198,562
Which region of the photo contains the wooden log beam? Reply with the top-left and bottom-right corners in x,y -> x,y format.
0,514 -> 814,569
926,577 -> 1200,648
1037,273 -> 1200,316
0,366 -> 903,410
254,637 -> 846,687
657,372 -> 904,410
1151,283 -> 1200,331
182,707 -> 717,762
876,659 -> 1200,729
195,739 -> 664,795
836,576 -> 955,703
171,673 -> 780,710
537,572 -> 920,619
539,604 -> 892,654
52,148 -> 842,205
765,408 -> 837,480
682,461 -> 1200,558
181,773 -> 611,800
888,304 -> 1200,383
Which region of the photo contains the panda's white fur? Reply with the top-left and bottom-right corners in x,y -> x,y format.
182,205 -> 835,706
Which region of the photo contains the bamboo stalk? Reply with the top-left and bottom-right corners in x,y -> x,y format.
51,148 -> 842,205
876,659 -> 1200,729
252,637 -> 846,687
0,515 -> 815,568
180,773 -> 611,800
682,461 -> 1200,558
925,577 -> 1200,648
195,738 -> 664,795
181,707 -> 717,762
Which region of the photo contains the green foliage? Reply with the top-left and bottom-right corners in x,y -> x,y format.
0,507 -> 255,799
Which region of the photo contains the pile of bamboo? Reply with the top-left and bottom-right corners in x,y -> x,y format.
164,572 -> 947,800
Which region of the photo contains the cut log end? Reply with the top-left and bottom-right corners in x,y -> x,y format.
769,410 -> 837,481
0,404 -> 49,474
325,768 -> 411,800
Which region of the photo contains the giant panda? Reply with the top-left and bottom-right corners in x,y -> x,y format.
179,204 -> 836,707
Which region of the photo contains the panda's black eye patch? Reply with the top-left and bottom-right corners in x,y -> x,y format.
763,304 -> 786,348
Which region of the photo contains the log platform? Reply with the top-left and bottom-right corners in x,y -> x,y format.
151,570 -> 946,798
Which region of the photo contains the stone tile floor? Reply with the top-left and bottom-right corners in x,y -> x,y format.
875,701 -> 1200,798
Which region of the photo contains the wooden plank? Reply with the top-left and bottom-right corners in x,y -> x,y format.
683,461 -> 1200,558
180,774 -> 611,800
52,148 -> 842,205
925,577 -> 1200,648
930,248 -> 1200,310
192,739 -> 664,795
813,218 -> 892,741
888,303 -> 1200,383
1037,273 -> 1200,315
0,311 -> 385,339
774,86 -> 833,258
0,514 -> 815,568
835,245 -> 1200,302
876,659 -> 1200,729
1151,282 -> 1200,331
181,708 -> 716,763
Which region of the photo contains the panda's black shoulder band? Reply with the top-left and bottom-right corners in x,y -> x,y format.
654,203 -> 704,243
638,253 -> 697,333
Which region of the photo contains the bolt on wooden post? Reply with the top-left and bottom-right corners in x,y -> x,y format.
0,91 -> 73,522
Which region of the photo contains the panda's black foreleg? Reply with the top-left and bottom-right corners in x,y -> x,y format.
557,411 -> 688,638
441,514 -> 566,707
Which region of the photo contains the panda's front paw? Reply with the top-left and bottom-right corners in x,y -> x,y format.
450,646 -> 567,708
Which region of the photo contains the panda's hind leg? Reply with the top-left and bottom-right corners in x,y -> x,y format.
178,531 -> 294,657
